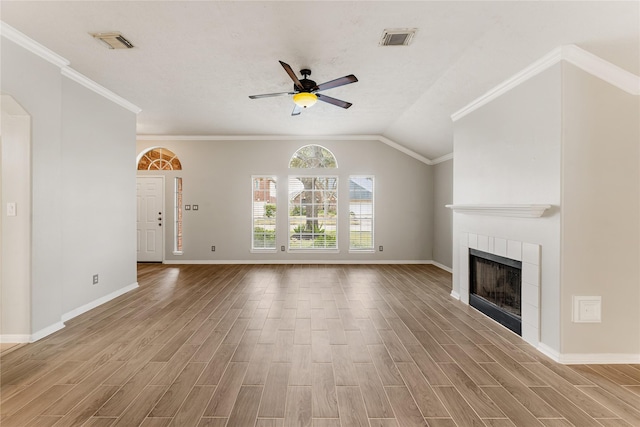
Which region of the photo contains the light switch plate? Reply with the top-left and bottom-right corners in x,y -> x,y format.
7,202 -> 16,217
572,296 -> 602,323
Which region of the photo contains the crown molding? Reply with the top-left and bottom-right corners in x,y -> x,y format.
376,135 -> 433,165
1,21 -> 69,68
431,152 -> 454,165
61,67 -> 142,114
452,47 -> 563,122
561,45 -> 640,95
452,44 -> 640,122
137,134 -> 436,165
2,21 -> 141,114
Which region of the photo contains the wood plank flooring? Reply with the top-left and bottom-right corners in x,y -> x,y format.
1,264 -> 639,426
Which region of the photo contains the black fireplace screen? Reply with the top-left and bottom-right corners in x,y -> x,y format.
469,248 -> 522,334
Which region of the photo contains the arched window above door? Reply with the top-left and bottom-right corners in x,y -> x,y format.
137,147 -> 182,170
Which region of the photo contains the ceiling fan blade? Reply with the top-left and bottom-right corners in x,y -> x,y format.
279,60 -> 304,91
292,104 -> 302,116
313,75 -> 358,92
249,92 -> 294,99
316,93 -> 352,109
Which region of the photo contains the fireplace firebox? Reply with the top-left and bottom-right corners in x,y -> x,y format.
469,248 -> 522,335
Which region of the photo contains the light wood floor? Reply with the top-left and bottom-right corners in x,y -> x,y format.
1,264 -> 639,427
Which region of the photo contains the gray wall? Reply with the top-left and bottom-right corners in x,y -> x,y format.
1,36 -> 138,336
560,63 -> 639,355
61,78 -> 137,314
2,37 -> 64,334
432,159 -> 453,269
137,138 -> 434,262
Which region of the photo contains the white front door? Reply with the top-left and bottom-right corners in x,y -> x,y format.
137,176 -> 164,262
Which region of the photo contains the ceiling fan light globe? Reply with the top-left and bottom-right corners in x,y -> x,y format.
293,92 -> 318,108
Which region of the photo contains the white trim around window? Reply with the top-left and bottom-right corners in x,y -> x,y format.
349,175 -> 375,253
251,176 -> 278,253
288,175 -> 339,252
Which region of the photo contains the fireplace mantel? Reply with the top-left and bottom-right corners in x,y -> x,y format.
446,204 -> 551,218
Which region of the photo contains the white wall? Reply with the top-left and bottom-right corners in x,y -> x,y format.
137,138 -> 434,262
433,159 -> 453,269
560,63 -> 640,355
452,57 -> 640,360
453,64 -> 563,351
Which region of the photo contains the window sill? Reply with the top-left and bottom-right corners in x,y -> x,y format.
287,249 -> 340,254
250,249 -> 278,254
172,251 -> 183,256
349,249 -> 376,254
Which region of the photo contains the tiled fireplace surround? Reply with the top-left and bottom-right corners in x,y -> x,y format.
456,232 -> 541,347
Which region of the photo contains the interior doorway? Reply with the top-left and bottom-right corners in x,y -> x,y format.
1,95 -> 32,343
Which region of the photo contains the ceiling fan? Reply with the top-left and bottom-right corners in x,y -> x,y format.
249,61 -> 358,116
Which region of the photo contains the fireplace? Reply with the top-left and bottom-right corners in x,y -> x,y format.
469,248 -> 522,335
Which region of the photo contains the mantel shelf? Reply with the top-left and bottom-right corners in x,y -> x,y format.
445,204 -> 552,218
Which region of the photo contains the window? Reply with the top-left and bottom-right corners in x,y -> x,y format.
288,176 -> 338,250
288,145 -> 338,251
174,177 -> 183,254
349,176 -> 374,251
252,176 -> 277,250
137,147 -> 182,170
289,144 -> 337,169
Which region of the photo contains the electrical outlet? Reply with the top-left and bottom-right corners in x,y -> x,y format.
281,245 -> 285,252
379,245 -> 383,252
211,246 -> 216,252
93,274 -> 99,285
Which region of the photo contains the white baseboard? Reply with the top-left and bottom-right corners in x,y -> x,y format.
30,321 -> 65,343
450,290 -> 461,300
0,334 -> 31,344
537,342 -> 640,364
24,282 -> 140,344
163,259 -> 434,265
428,260 -> 452,273
61,282 -> 139,322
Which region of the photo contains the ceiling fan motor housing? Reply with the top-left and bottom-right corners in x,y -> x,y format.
297,80 -> 317,93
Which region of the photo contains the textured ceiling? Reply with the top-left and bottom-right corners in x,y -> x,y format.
2,1 -> 638,160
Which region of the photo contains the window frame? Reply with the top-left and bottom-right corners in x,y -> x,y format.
348,175 -> 375,253
172,177 -> 183,255
287,175 -> 339,253
251,175 -> 278,253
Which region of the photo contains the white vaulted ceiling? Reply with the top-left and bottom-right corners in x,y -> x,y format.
1,1 -> 638,160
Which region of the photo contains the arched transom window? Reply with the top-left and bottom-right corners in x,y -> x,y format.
289,144 -> 337,169
137,147 -> 182,170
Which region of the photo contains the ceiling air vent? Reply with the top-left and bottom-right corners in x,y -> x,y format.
379,28 -> 417,46
91,32 -> 134,49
